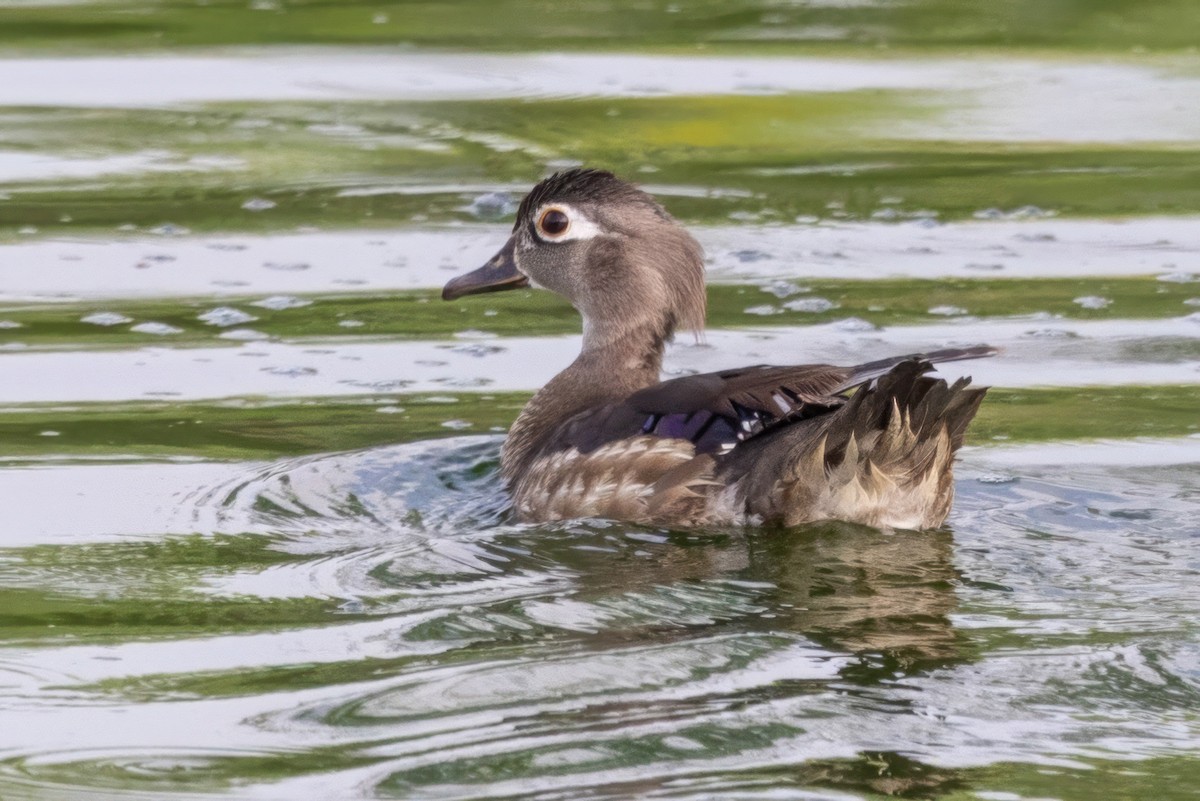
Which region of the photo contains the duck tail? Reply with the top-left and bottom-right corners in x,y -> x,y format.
837,358 -> 989,459
835,344 -> 997,393
741,358 -> 989,529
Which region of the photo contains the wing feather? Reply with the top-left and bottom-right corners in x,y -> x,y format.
545,347 -> 995,458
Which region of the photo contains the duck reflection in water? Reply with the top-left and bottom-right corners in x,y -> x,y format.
517,520 -> 964,676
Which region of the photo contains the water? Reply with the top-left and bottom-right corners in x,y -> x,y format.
1,2 -> 1199,799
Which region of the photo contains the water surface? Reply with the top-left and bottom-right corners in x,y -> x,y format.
1,2 -> 1198,799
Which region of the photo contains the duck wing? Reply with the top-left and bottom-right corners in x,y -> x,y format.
553,346 -> 995,457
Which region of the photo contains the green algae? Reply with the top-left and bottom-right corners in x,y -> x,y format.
1,277 -> 1197,350
0,0 -> 1197,53
0,384 -> 1195,461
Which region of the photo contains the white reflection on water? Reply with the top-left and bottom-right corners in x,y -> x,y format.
0,317 -> 1196,403
3,217 -> 1199,302
1,53 -> 1200,143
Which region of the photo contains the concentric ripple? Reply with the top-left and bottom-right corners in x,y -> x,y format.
1,437 -> 1197,799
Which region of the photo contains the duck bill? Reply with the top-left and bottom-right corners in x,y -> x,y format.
442,237 -> 529,300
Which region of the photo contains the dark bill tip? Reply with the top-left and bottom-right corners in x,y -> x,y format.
442,237 -> 529,301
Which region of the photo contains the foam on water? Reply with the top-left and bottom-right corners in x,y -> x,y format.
0,316 -> 1195,402
3,217 -> 1199,301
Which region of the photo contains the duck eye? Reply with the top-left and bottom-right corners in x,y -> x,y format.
537,208 -> 570,238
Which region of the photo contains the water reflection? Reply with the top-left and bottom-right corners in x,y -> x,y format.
1,440 -> 1197,800
182,436 -> 966,684
748,524 -> 963,673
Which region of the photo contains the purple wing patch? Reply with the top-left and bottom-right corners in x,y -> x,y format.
643,407 -> 770,454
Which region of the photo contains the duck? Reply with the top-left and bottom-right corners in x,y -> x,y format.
443,168 -> 993,529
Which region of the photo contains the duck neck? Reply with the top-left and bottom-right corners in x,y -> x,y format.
580,313 -> 669,376
501,316 -> 671,481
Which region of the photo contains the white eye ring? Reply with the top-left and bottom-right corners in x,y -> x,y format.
530,202 -> 604,243
536,206 -> 571,240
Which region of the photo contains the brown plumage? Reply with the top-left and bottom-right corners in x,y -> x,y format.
443,168 -> 994,529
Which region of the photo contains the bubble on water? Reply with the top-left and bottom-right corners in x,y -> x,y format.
149,223 -> 190,237
0,320 -> 22,329
928,305 -> 968,316
834,317 -> 879,332
761,280 -> 809,298
1184,298 -> 1200,307
39,430 -> 60,437
241,197 -> 277,212
1158,272 -> 1198,283
372,12 -> 389,24
977,473 -> 1017,484
1073,295 -> 1112,309
436,377 -> 493,388
18,225 -> 37,235
744,304 -> 782,316
339,379 -> 413,391
1023,328 -> 1078,339
424,395 -> 459,403
198,307 -> 258,327
1012,205 -> 1055,219
732,249 -> 773,264
0,342 -> 28,351
130,322 -> 183,335
441,419 -> 473,430
251,295 -> 311,310
453,329 -> 497,340
974,206 -> 1055,221
466,192 -> 515,219
263,261 -> 311,272
451,343 -> 506,357
338,599 -> 366,613
218,328 -> 270,341
376,406 -> 405,414
337,320 -> 365,328
261,366 -> 317,377
794,215 -> 819,224
784,297 -> 837,313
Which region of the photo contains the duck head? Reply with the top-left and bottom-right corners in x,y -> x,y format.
443,169 -> 706,349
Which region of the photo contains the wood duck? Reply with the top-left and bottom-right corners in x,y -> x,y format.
443,169 -> 993,529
